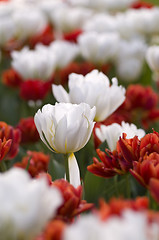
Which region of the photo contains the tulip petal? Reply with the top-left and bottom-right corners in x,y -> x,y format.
149,178 -> 159,204
68,153 -> 81,188
54,116 -> 67,153
52,85 -> 70,103
34,110 -> 52,151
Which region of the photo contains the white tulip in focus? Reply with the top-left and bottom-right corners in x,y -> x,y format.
0,168 -> 62,240
146,45 -> 159,73
11,47 -> 56,80
96,121 -> 145,151
53,70 -> 125,122
34,102 -> 96,187
34,102 -> 96,154
78,31 -> 120,64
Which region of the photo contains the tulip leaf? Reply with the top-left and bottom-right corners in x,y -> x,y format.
48,158 -> 65,181
0,84 -> 20,125
84,171 -> 109,205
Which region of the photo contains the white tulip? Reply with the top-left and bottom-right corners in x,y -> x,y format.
116,58 -> 144,82
50,5 -> 92,32
34,102 -> 96,154
11,47 -> 56,80
34,102 -> 96,187
96,121 -> 145,151
48,40 -> 79,69
115,38 -> 147,81
0,168 -> 62,240
78,31 -> 120,64
67,0 -> 136,11
83,13 -> 117,33
38,0 -> 67,19
146,45 -> 159,73
64,214 -> 106,240
116,38 -> 147,62
12,6 -> 47,40
131,8 -> 159,36
53,70 -> 125,122
0,10 -> 16,46
63,210 -> 154,240
116,8 -> 159,39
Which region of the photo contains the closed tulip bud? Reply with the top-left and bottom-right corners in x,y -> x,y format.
34,102 -> 96,154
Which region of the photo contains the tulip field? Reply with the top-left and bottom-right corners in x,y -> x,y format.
1,0 -> 159,239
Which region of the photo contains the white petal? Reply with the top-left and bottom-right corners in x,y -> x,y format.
34,110 -> 53,151
52,84 -> 70,103
54,115 -> 67,153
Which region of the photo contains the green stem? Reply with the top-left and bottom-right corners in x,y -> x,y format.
64,154 -> 70,183
125,173 -> 131,198
0,160 -> 7,172
114,175 -> 119,197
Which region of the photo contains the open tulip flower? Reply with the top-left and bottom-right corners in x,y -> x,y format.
52,69 -> 126,122
34,102 -> 96,186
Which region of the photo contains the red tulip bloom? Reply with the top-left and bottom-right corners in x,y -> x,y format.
29,25 -> 54,48
126,84 -> 158,111
2,68 -> 23,88
149,178 -> 159,204
0,121 -> 21,160
52,179 -> 94,222
20,79 -> 51,101
105,84 -> 159,129
88,133 -> 140,178
14,151 -> 50,178
63,29 -> 83,43
0,138 -> 12,161
16,117 -> 39,144
130,152 -> 159,188
131,1 -> 153,9
87,148 -> 127,178
35,219 -> 66,240
96,197 -> 149,221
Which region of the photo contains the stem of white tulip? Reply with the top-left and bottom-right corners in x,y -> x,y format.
64,154 -> 70,183
64,153 -> 81,188
68,153 -> 81,188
